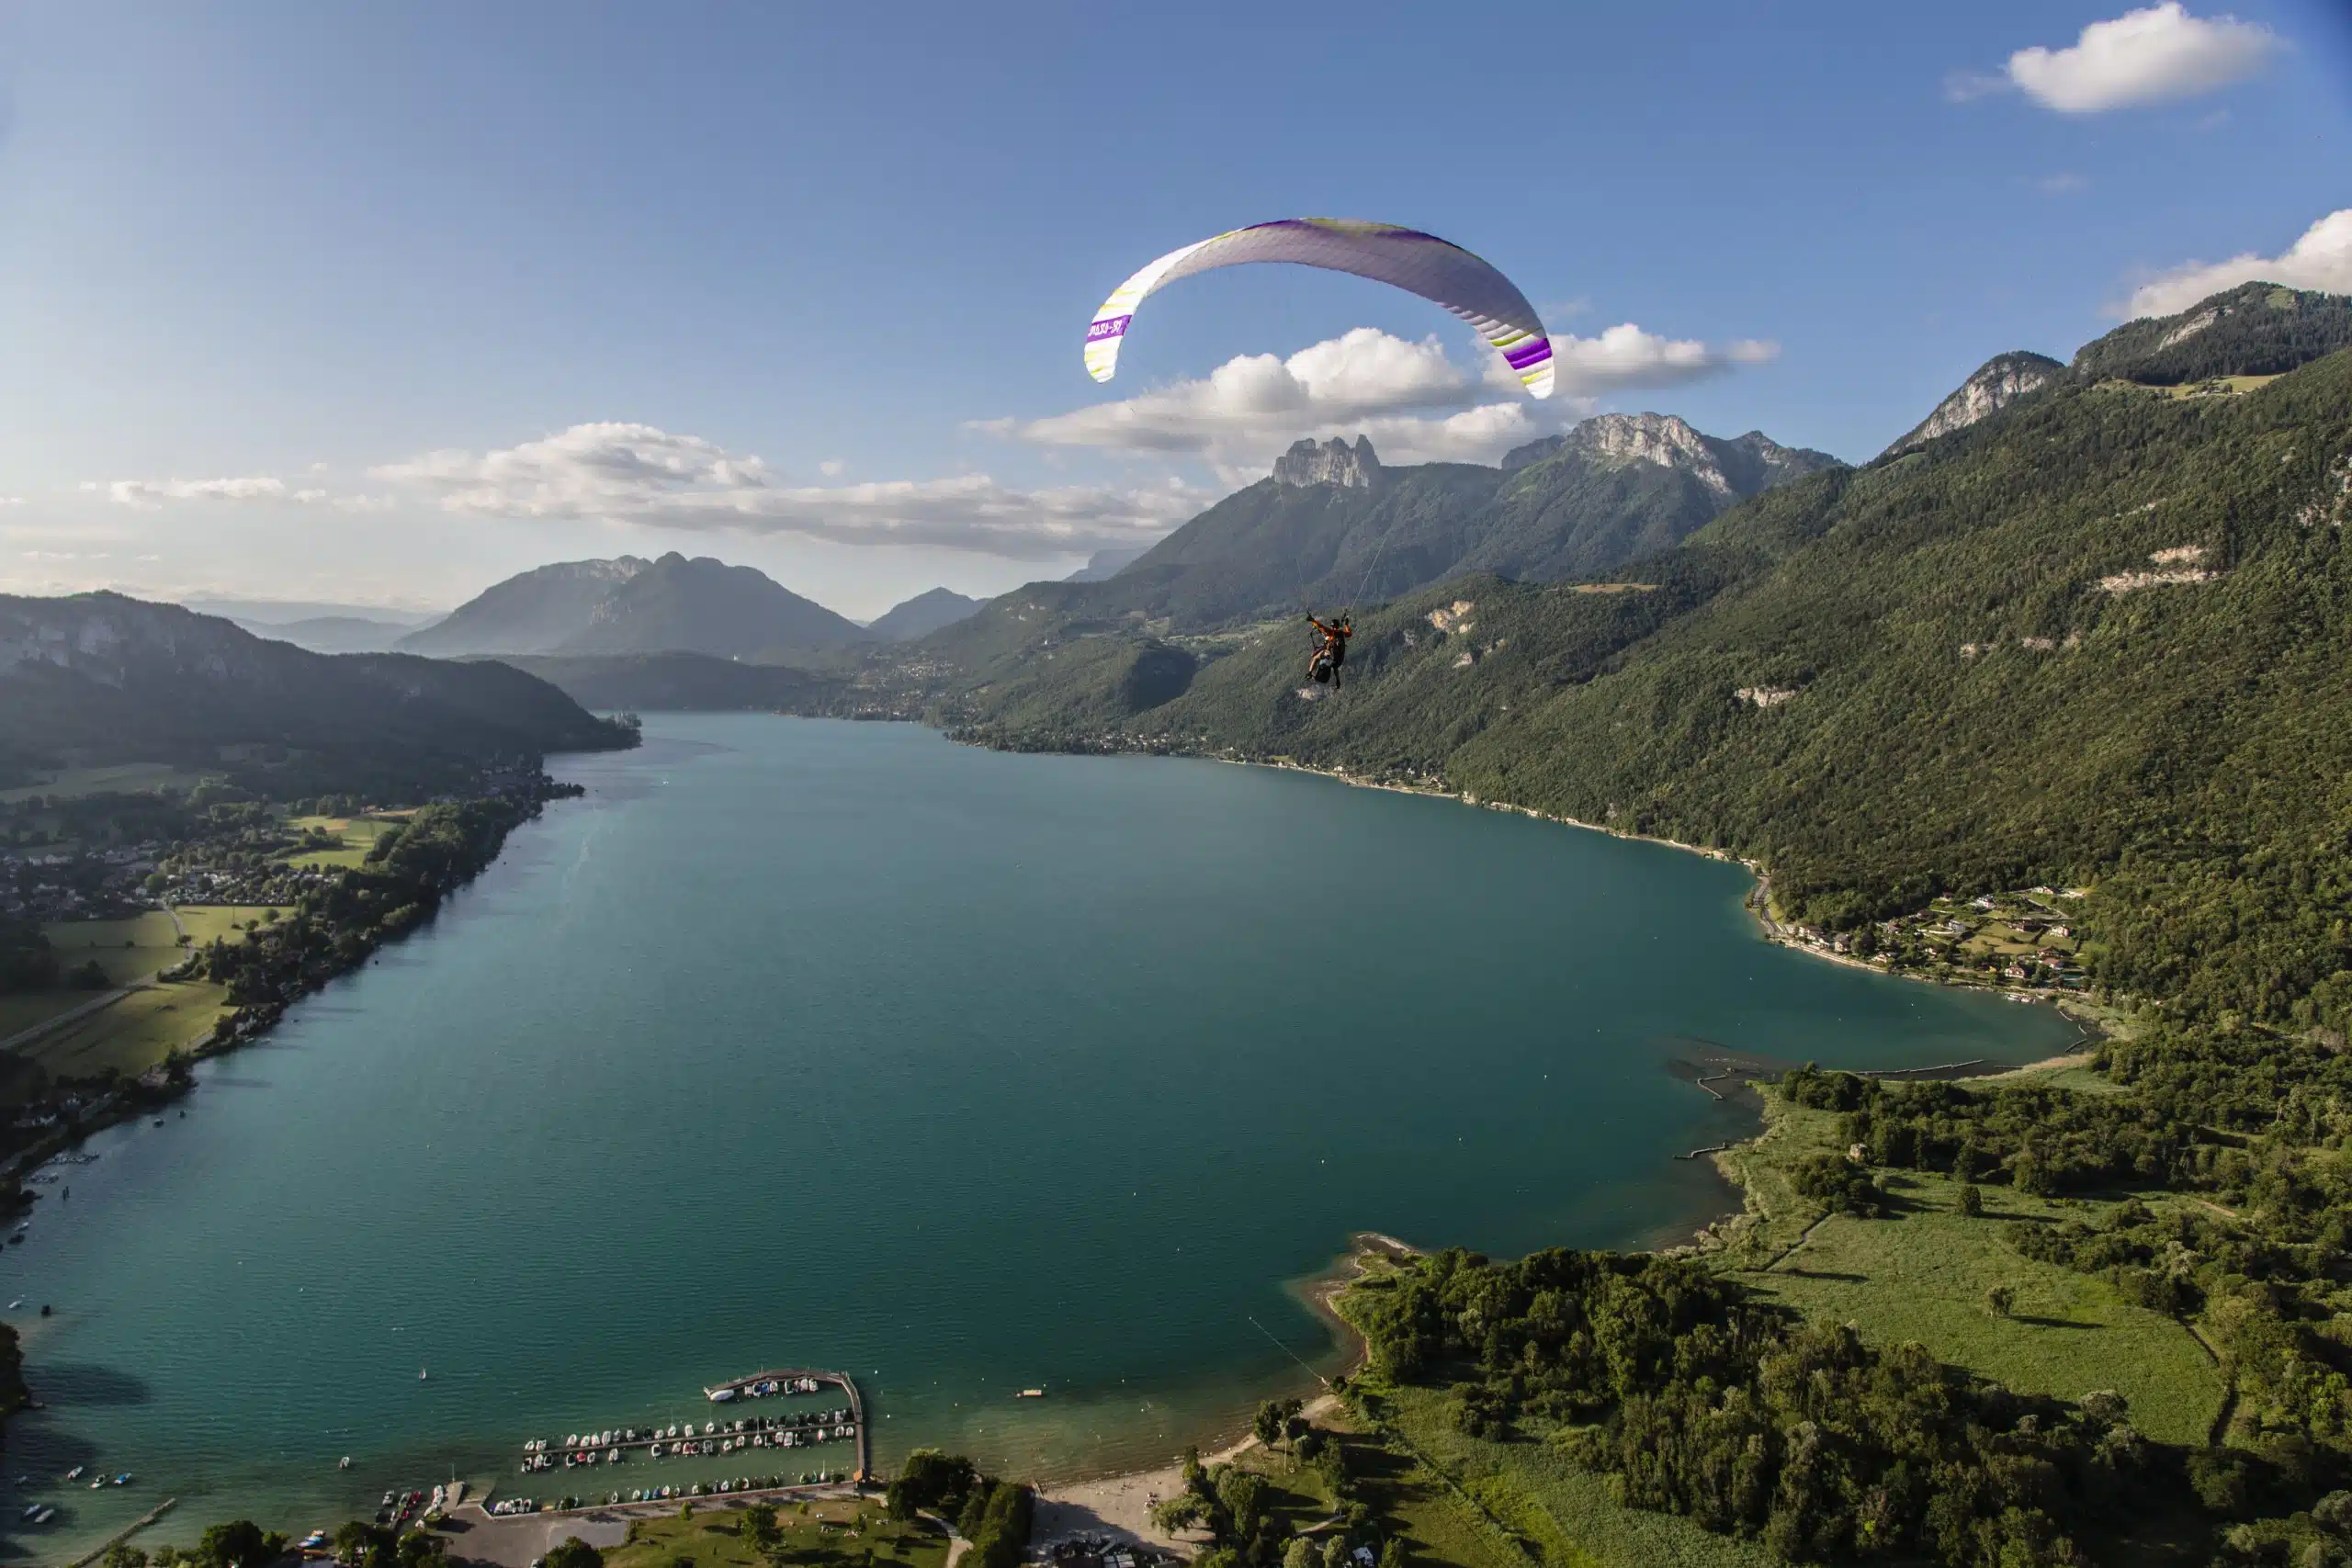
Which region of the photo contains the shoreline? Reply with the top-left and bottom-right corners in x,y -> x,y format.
26,721 -> 2105,1552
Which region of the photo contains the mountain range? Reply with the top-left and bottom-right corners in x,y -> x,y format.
1021,414 -> 1835,629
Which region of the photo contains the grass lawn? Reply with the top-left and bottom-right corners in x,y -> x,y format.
601,1498 -> 948,1568
0,762 -> 219,804
1715,1094 -> 2224,1448
281,815 -> 394,870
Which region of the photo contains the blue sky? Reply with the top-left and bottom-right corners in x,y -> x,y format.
2,2 -> 2347,618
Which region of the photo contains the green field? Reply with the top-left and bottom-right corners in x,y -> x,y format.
11,976 -> 231,1081
0,761 -> 220,804
0,906 -> 276,1085
1712,1089 -> 2222,1446
281,814 -> 395,869
599,1497 -> 949,1568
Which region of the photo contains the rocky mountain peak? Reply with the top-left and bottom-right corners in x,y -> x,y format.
1502,415 -> 1838,499
1272,436 -> 1383,490
1882,352 -> 2064,458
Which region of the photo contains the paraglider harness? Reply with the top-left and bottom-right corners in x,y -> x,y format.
1306,613 -> 1352,686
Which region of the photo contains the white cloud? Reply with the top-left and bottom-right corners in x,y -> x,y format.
991,324 -> 1772,472
372,422 -> 1196,558
0,497 -> 23,508
2124,209 -> 2352,317
1996,5 -> 2280,113
2036,173 -> 2090,196
105,475 -> 293,509
819,458 -> 846,478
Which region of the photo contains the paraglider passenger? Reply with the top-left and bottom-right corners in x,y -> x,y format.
1306,613 -> 1352,687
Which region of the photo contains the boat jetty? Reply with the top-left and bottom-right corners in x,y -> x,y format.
493,1368 -> 869,1517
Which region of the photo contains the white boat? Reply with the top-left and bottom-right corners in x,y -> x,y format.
418,1368 -> 428,1382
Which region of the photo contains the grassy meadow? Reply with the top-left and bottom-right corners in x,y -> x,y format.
599,1497 -> 949,1568
280,814 -> 396,870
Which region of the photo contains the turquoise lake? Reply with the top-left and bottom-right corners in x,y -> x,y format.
0,715 -> 2078,1556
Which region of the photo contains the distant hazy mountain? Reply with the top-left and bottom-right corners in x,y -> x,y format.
397,553 -> 870,659
866,588 -> 982,642
232,614 -> 420,654
0,592 -> 629,782
184,596 -> 441,628
398,558 -> 650,656
558,553 -> 870,657
1065,547 -> 1149,582
503,652 -> 855,713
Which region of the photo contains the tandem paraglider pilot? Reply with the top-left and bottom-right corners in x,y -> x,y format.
1306,612 -> 1352,687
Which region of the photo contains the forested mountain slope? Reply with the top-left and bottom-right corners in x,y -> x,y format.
0,592 -> 635,789
934,284 -> 2352,1037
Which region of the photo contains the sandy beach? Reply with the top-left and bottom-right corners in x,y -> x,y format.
1032,1394 -> 1344,1558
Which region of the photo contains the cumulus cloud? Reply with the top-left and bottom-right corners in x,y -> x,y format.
1974,5 -> 2281,113
372,422 -> 1195,558
2124,209 -> 2352,317
989,323 -> 1773,471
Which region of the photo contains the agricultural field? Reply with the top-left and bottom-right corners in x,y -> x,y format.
601,1496 -> 950,1568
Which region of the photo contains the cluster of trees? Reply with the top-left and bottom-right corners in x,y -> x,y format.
1146,1421 -> 1397,1568
198,794 -> 552,1010
1351,1246 -> 2159,1565
0,915 -> 58,995
99,1520 -> 296,1568
883,1450 -> 1031,1568
1779,1066 -> 2188,1196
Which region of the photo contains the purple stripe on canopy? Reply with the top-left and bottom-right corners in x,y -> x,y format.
1505,338 -> 1554,368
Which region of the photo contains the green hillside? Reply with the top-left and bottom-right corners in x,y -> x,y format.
928,285 -> 2352,1041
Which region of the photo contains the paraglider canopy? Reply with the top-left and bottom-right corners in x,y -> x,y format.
1085,219 -> 1554,399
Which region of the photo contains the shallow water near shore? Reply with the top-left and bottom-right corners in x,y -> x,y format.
1,715 -> 2076,1556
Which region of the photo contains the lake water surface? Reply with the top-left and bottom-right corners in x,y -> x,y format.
3,716 -> 2077,1554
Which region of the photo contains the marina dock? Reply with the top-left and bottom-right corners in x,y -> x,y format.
703,1369 -> 867,1483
